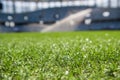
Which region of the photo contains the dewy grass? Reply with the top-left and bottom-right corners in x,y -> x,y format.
0,31 -> 120,80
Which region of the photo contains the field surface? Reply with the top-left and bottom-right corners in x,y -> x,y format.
0,31 -> 120,80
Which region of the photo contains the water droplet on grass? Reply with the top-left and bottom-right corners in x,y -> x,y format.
65,71 -> 69,75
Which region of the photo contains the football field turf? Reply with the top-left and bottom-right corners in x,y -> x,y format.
0,31 -> 120,80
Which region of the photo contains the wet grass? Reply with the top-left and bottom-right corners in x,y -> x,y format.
0,31 -> 120,80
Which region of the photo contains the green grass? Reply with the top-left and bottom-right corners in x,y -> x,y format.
0,31 -> 120,80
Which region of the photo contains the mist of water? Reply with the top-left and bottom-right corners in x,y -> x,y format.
41,8 -> 92,32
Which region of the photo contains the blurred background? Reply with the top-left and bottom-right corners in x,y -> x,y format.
0,0 -> 120,32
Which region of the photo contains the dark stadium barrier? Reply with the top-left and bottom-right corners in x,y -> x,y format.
0,2 -> 3,10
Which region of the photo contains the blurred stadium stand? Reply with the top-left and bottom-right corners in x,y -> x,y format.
0,0 -> 120,32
